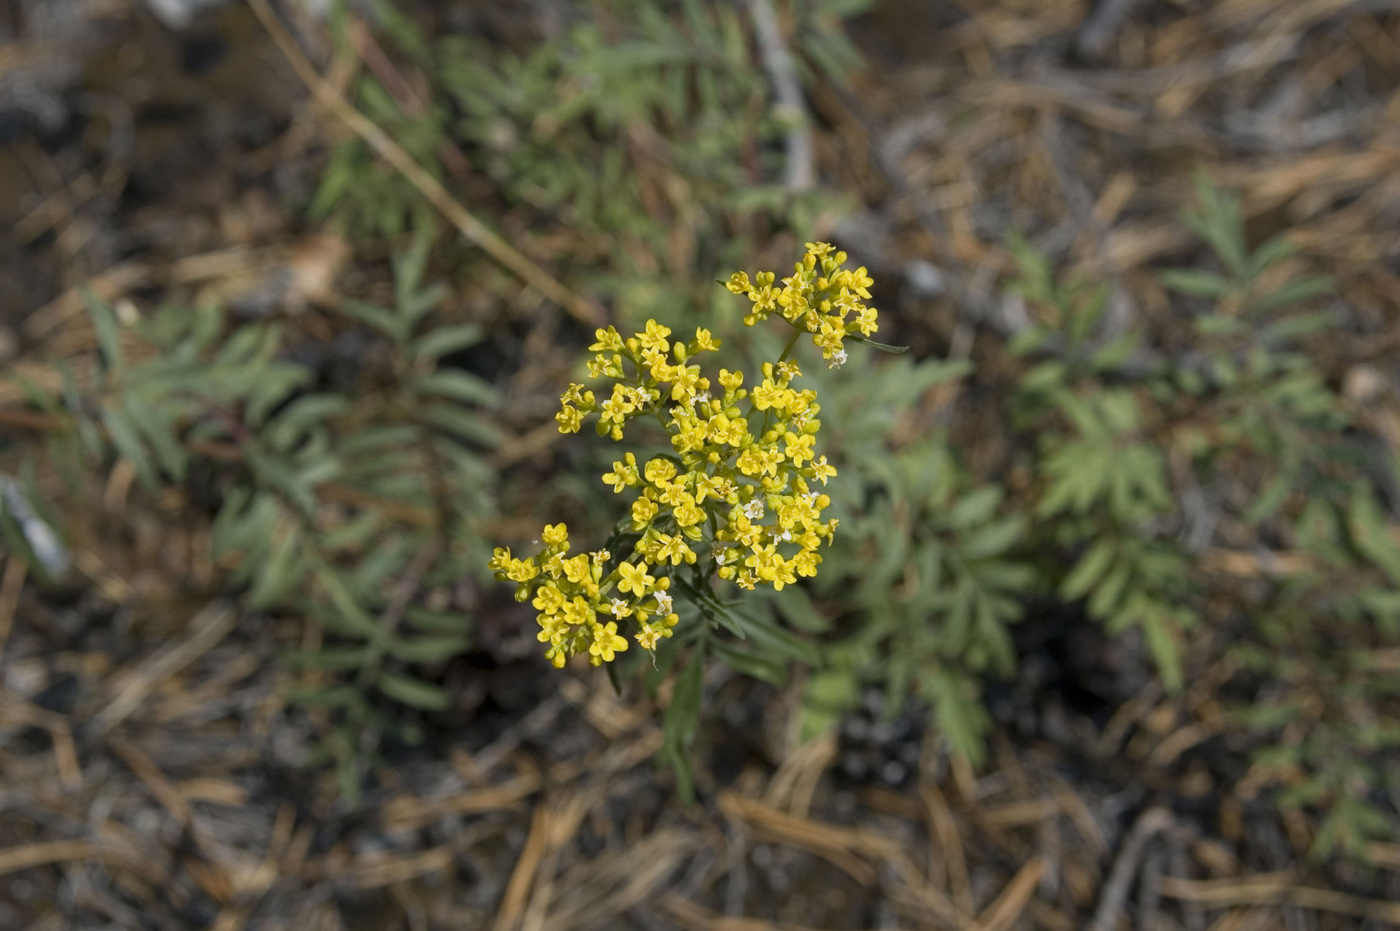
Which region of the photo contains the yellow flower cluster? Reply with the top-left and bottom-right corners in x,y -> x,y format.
488,523 -> 677,667
724,241 -> 878,368
491,243 -> 878,668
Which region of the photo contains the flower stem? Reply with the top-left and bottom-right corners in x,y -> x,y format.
777,326 -> 802,364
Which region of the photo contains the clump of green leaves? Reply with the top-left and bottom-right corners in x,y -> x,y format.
752,177 -> 1400,865
780,353 -> 1031,768
1006,173 -> 1400,859
12,235 -> 499,802
314,0 -> 868,325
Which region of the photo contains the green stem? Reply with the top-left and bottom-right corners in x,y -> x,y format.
705,508 -> 720,583
759,326 -> 804,436
777,326 -> 803,364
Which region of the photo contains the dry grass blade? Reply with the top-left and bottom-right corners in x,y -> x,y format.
921,781 -> 974,914
718,791 -> 970,926
0,555 -> 26,664
244,0 -> 605,329
1089,807 -> 1176,931
382,773 -> 541,831
91,601 -> 238,735
1162,874 -> 1400,921
494,797 -> 566,931
347,847 -> 454,890
0,840 -> 134,878
541,828 -> 697,931
719,790 -> 878,884
661,893 -> 866,931
23,261 -> 150,340
971,857 -> 1045,931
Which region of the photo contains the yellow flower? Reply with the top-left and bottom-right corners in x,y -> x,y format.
655,534 -> 694,565
599,383 -> 636,427
532,583 -> 565,614
602,452 -> 639,492
674,502 -> 705,527
556,404 -> 583,433
617,562 -> 655,595
590,326 -> 624,352
632,496 -> 658,526
561,383 -> 590,407
561,554 -> 592,584
505,557 -> 539,583
784,431 -> 815,465
590,622 -> 628,663
639,319 -> 672,352
643,457 -> 678,485
587,352 -> 624,379
670,365 -> 707,402
562,595 -> 596,627
791,548 -> 821,577
846,266 -> 874,298
541,523 -> 569,546
658,482 -> 693,508
751,377 -> 788,412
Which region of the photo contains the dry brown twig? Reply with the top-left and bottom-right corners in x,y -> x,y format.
1088,806 -> 1177,931
244,0 -> 605,329
746,0 -> 814,193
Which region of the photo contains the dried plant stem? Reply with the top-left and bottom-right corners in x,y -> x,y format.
245,0 -> 605,328
746,0 -> 814,192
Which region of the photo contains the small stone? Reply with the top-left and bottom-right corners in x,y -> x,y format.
1344,364 -> 1385,403
903,258 -> 945,297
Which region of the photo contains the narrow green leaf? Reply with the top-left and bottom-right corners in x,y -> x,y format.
925,667 -> 989,768
1252,276 -> 1334,314
336,299 -> 408,342
1061,540 -> 1115,600
663,646 -> 705,803
283,646 -> 373,670
84,291 -> 125,374
1347,485 -> 1400,585
100,407 -> 156,489
710,640 -> 786,686
959,515 -> 1024,560
1159,269 -> 1231,299
387,634 -> 471,663
122,396 -> 188,481
732,607 -> 820,666
404,607 -> 473,634
1142,604 -> 1184,691
849,335 -> 910,354
414,370 -> 499,408
945,486 -> 1002,530
414,324 -> 485,362
420,403 -> 506,448
375,671 -> 450,710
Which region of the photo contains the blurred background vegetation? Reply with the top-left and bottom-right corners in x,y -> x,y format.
3,0 -> 1400,928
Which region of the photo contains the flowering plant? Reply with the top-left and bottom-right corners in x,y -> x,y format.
490,243 -> 890,668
